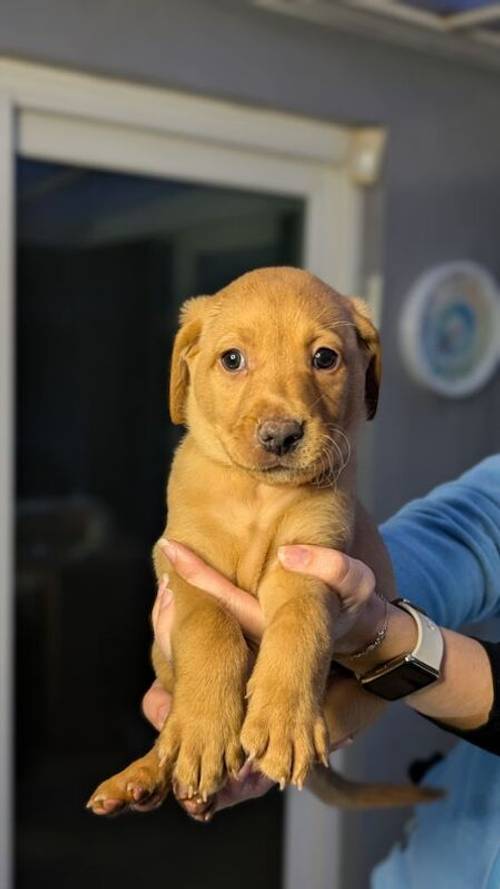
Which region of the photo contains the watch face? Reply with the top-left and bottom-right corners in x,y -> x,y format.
363,659 -> 439,701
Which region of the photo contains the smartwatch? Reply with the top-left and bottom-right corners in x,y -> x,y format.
358,599 -> 444,701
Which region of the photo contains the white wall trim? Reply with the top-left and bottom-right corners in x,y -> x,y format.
0,57 -> 352,166
0,58 -> 382,889
0,89 -> 14,889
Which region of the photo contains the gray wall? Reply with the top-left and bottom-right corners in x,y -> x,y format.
2,2 -> 499,886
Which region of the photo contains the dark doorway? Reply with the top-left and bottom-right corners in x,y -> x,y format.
15,157 -> 304,889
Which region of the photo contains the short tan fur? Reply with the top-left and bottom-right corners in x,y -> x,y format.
88,267 -> 439,815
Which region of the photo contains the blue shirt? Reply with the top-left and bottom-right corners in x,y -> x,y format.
373,455 -> 500,889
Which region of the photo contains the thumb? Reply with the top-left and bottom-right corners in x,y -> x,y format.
152,575 -> 176,661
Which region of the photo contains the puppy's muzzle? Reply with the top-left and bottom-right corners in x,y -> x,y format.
257,418 -> 304,457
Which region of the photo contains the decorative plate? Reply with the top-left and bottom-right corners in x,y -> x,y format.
399,261 -> 500,397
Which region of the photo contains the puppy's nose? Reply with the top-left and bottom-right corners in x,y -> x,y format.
257,419 -> 304,456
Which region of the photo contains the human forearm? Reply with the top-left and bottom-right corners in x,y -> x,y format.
380,457 -> 500,629
339,603 -> 495,731
407,629 -> 494,731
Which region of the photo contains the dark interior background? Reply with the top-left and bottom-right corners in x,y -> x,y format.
15,156 -> 304,889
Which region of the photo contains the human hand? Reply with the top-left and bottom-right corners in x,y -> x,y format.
142,547 -> 386,819
156,537 -> 386,656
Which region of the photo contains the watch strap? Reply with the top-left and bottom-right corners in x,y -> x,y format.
358,598 -> 444,699
393,599 -> 444,673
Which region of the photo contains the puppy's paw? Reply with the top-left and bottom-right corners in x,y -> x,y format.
158,708 -> 244,802
86,753 -> 169,816
174,785 -> 216,823
241,687 -> 329,789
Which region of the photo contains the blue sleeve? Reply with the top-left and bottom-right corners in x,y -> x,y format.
379,455 -> 500,629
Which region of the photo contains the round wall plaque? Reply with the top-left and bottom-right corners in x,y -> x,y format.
399,261 -> 500,398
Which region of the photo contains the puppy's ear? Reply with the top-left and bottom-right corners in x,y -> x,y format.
349,297 -> 381,421
169,295 -> 211,425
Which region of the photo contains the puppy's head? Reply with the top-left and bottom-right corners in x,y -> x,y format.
169,267 -> 380,486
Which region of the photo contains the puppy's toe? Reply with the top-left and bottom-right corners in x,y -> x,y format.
313,715 -> 330,767
160,703 -> 244,801
130,788 -> 167,813
173,745 -> 226,802
257,739 -> 293,789
224,738 -> 245,779
173,746 -> 203,800
157,722 -> 181,770
86,756 -> 169,816
240,718 -> 270,762
242,693 -> 329,790
290,733 -> 315,789
199,751 -> 225,800
176,790 -> 216,823
88,796 -> 126,816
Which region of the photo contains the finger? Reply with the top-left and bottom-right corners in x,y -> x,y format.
152,588 -> 175,660
151,574 -> 170,631
278,546 -> 375,610
331,735 -> 354,751
176,762 -> 274,821
141,680 -> 172,731
323,675 -> 385,743
158,539 -> 264,641
212,762 -> 274,814
130,792 -> 166,813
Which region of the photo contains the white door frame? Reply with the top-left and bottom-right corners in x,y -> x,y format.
0,58 -> 382,889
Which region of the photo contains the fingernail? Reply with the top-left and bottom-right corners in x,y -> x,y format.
332,736 -> 354,751
159,538 -> 177,562
278,545 -> 310,568
157,705 -> 169,729
159,587 -> 174,610
157,573 -> 169,597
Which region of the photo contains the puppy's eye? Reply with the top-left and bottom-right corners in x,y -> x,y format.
312,347 -> 340,370
220,349 -> 246,372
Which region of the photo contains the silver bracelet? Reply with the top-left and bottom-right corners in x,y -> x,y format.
343,592 -> 389,661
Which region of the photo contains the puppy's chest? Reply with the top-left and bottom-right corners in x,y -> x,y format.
211,487 -> 349,596
212,493 -> 294,595
235,531 -> 274,597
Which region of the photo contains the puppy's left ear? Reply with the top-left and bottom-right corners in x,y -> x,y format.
169,295 -> 212,425
349,297 -> 381,421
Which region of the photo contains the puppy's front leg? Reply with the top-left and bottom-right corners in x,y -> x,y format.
241,566 -> 332,788
157,573 -> 248,801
